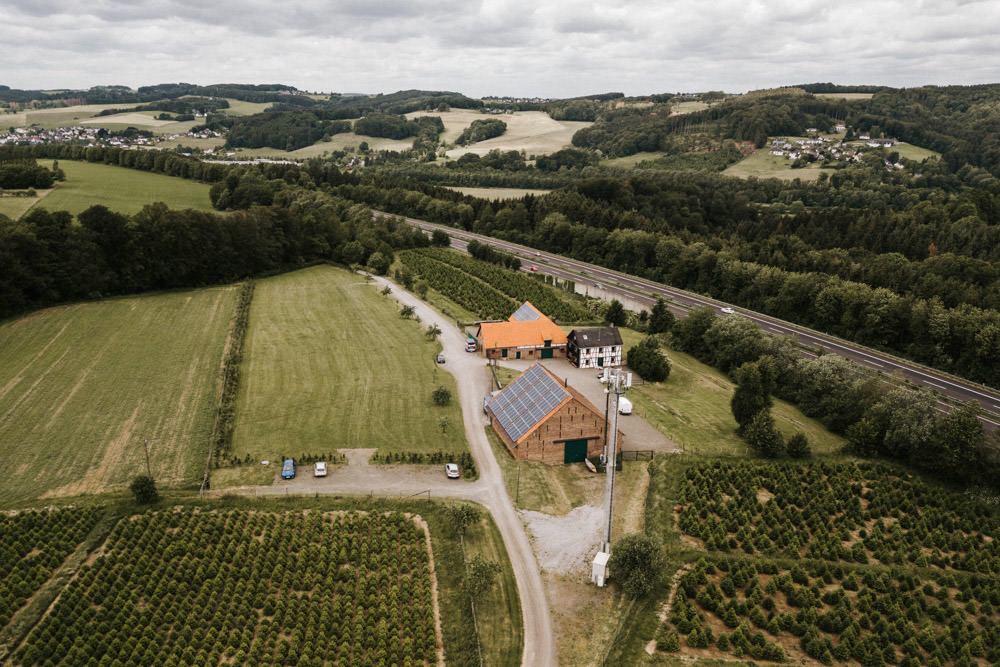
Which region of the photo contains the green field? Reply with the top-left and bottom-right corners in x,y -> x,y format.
0,194 -> 40,220
448,186 -> 551,200
601,152 -> 668,169
615,329 -> 844,457
669,101 -> 710,114
892,141 -> 941,161
28,160 -> 214,217
723,148 -> 825,181
0,286 -> 236,505
231,266 -> 469,462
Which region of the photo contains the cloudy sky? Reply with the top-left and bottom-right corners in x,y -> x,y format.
3,0 -> 999,97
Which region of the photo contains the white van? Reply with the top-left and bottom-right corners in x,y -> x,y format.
618,397 -> 633,415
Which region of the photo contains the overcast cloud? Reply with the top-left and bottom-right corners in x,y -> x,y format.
2,0 -> 998,97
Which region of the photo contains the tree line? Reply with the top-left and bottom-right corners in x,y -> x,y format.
668,306 -> 998,487
0,185 -> 428,320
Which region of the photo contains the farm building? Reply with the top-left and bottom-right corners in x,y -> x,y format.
486,363 -> 621,464
477,302 -> 567,361
567,327 -> 623,368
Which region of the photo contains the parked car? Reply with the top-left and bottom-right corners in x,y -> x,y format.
436,353 -> 445,364
314,461 -> 327,477
281,459 -> 295,480
445,463 -> 460,479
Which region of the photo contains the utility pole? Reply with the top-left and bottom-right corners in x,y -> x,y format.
142,438 -> 151,478
592,368 -> 629,587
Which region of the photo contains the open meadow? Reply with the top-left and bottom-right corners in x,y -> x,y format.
614,329 -> 844,457
0,194 -> 41,220
0,286 -> 236,505
447,186 -> 551,200
29,160 -> 214,217
408,109 -> 589,158
892,141 -> 941,161
230,266 -> 469,464
723,148 -> 825,182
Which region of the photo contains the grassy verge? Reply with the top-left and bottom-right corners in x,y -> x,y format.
486,428 -> 598,514
0,285 -> 235,505
230,266 -> 469,463
461,507 -> 523,666
615,330 -> 844,457
31,160 -> 214,216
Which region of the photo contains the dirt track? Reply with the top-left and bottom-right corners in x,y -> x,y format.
213,276 -> 557,667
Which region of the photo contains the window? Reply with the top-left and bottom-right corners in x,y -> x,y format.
544,340 -> 551,347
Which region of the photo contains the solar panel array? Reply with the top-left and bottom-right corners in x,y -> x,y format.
488,364 -> 569,441
510,302 -> 540,321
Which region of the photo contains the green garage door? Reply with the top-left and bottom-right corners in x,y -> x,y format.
541,348 -> 554,359
563,439 -> 588,463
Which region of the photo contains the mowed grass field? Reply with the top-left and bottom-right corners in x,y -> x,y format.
0,194 -> 40,220
231,266 -> 468,462
29,160 -> 214,217
893,141 -> 941,161
0,286 -> 236,505
431,109 -> 590,158
723,147 -> 825,181
448,186 -> 551,200
614,329 -> 845,457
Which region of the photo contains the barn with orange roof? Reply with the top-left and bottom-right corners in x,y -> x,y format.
486,363 -> 622,464
476,301 -> 568,361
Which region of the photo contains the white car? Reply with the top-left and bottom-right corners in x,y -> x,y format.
445,463 -> 460,479
313,461 -> 327,477
720,307 -> 735,315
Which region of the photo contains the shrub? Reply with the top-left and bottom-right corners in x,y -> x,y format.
609,533 -> 666,598
129,476 -> 159,504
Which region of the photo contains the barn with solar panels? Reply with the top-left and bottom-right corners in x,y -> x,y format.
477,301 -> 568,361
486,363 -> 621,464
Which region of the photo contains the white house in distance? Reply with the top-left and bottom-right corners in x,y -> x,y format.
567,327 -> 624,368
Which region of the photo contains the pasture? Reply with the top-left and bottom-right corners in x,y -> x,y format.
410,109 -> 589,158
893,141 -> 940,161
230,266 -> 469,462
20,104 -> 111,129
722,148 -> 825,182
616,329 -> 845,457
601,151 -> 667,169
447,186 -> 551,200
814,92 -> 874,100
670,101 -> 710,114
0,194 -> 41,220
29,160 -> 214,217
0,286 -> 236,505
79,111 -> 199,135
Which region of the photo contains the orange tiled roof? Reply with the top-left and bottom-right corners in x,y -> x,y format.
480,303 -> 567,349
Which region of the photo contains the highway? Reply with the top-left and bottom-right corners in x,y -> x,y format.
386,212 -> 1000,428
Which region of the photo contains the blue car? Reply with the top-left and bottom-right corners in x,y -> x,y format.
281,459 -> 295,480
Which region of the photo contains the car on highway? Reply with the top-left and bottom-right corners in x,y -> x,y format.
313,461 -> 327,477
528,266 -> 538,272
720,307 -> 735,315
445,463 -> 460,479
594,282 -> 603,288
